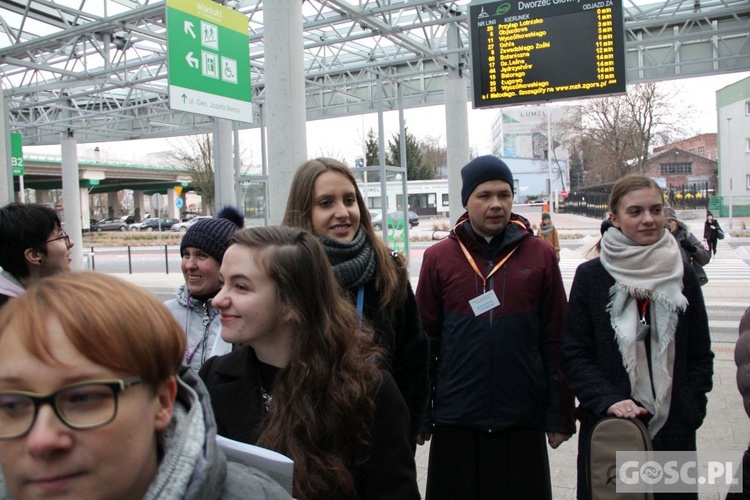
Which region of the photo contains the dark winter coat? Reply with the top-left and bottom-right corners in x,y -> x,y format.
704,218 -> 723,246
672,220 -> 711,267
562,258 -> 714,498
561,257 -> 714,442
735,306 -> 750,419
199,346 -> 420,500
343,270 -> 429,443
416,212 -> 575,435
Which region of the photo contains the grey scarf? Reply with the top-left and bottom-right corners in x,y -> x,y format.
319,228 -> 377,289
539,221 -> 555,236
600,227 -> 687,437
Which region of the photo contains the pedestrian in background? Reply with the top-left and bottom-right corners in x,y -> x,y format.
664,206 -> 710,285
0,271 -> 289,499
537,211 -> 561,261
282,157 -> 428,447
703,211 -> 723,256
0,202 -> 74,308
164,206 -> 244,373
200,226 -> 419,499
562,175 -> 714,499
416,155 -> 574,499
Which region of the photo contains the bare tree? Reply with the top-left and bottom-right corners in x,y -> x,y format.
558,83 -> 693,184
169,135 -> 215,213
168,134 -> 256,214
312,146 -> 347,163
419,136 -> 446,179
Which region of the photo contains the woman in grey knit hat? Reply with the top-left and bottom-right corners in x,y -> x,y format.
282,157 -> 429,450
164,206 -> 244,372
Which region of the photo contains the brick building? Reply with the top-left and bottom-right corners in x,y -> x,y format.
644,147 -> 718,196
653,133 -> 718,161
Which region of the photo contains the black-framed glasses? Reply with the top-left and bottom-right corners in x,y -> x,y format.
0,377 -> 141,440
46,231 -> 71,248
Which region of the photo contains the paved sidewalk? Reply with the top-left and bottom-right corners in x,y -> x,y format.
113,211 -> 750,499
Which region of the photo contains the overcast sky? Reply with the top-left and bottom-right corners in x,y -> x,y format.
26,70 -> 750,167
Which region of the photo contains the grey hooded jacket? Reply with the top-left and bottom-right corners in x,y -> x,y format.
165,284 -> 232,372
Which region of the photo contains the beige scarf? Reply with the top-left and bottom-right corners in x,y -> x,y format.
600,227 -> 687,437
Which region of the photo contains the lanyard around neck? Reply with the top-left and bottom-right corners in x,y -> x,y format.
356,285 -> 365,329
457,237 -> 519,292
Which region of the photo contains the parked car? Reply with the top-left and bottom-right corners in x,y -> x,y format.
170,215 -> 212,232
371,210 -> 419,230
91,217 -> 129,232
133,217 -> 180,232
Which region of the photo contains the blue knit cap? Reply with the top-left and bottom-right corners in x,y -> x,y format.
460,155 -> 514,206
180,206 -> 244,263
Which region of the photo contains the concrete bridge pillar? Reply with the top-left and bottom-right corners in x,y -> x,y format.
167,188 -> 178,219
107,192 -> 119,218
80,188 -> 91,231
133,190 -> 144,221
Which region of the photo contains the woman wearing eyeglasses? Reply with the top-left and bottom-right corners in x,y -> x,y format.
0,202 -> 74,308
0,272 -> 289,500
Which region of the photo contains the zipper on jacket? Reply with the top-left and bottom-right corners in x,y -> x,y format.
486,260 -> 509,431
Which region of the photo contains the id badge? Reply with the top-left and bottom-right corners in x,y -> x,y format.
469,290 -> 500,316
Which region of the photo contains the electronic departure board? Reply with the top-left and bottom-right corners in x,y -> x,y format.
469,0 -> 626,108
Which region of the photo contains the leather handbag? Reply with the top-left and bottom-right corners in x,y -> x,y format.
691,258 -> 708,286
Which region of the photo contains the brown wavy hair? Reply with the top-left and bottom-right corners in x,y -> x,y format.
229,226 -> 384,499
281,157 -> 407,313
0,272 -> 184,389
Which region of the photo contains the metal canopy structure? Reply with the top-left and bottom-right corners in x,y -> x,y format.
1,0 -> 749,147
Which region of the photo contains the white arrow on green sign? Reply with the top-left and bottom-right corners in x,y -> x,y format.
11,132 -> 23,176
167,0 -> 252,123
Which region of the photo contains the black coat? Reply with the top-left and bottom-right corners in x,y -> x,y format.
562,258 -> 714,439
199,346 -> 420,500
347,274 -> 429,442
704,218 -> 723,243
561,259 -> 714,499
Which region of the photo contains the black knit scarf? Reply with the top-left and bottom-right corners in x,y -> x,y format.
318,228 -> 377,289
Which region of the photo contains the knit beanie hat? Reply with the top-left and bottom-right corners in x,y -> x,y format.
180,206 -> 244,263
460,155 -> 514,206
541,212 -> 551,220
663,206 -> 677,221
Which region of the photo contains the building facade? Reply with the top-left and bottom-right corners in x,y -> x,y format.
717,76 -> 750,217
653,133 -> 718,161
646,145 -> 718,198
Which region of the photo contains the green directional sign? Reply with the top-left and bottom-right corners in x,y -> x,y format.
167,0 -> 252,123
11,132 -> 23,176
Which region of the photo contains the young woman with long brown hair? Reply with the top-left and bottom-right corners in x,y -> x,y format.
199,226 -> 419,499
281,157 -> 428,447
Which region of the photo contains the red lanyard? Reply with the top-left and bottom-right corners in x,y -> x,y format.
641,298 -> 650,316
638,298 -> 650,326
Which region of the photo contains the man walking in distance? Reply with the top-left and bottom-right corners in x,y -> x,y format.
415,155 -> 575,499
